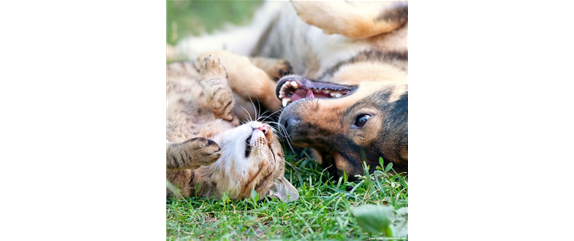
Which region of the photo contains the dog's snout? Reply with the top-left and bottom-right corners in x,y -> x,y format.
281,116 -> 300,132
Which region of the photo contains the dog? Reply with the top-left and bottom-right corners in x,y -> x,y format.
169,1 -> 408,180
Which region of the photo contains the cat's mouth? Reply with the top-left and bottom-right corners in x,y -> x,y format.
276,76 -> 357,107
244,126 -> 273,158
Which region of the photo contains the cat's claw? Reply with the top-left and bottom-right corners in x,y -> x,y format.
199,139 -> 221,165
185,137 -> 221,167
199,54 -> 227,80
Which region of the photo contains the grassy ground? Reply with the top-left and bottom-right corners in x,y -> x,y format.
166,2 -> 408,239
167,149 -> 408,240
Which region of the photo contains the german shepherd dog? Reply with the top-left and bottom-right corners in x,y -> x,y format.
169,1 -> 408,180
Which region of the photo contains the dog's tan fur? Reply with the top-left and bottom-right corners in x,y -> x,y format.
292,1 -> 407,39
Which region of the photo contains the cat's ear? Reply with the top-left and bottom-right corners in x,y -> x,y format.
268,176 -> 299,202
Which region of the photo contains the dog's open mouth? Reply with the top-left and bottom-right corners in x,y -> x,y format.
276,76 -> 357,107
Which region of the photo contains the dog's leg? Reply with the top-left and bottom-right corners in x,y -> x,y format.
250,57 -> 293,81
198,51 -> 282,113
291,1 -> 407,39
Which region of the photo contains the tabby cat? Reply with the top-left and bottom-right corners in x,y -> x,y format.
166,54 -> 298,202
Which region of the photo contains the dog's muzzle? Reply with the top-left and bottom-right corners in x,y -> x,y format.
280,115 -> 300,135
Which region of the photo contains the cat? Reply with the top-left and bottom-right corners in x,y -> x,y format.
166,54 -> 298,202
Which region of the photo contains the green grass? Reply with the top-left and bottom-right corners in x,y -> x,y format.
166,149 -> 408,240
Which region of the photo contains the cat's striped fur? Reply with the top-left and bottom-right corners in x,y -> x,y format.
166,55 -> 298,201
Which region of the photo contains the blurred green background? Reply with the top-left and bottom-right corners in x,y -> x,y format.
166,0 -> 264,45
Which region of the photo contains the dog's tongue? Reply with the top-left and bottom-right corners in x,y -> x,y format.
291,89 -> 314,101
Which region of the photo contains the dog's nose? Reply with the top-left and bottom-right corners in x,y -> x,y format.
281,116 -> 300,132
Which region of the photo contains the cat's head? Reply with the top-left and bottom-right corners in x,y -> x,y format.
213,121 -> 299,202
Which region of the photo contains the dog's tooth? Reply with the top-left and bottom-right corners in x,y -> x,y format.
282,98 -> 291,107
329,91 -> 343,98
291,81 -> 298,89
279,92 -> 284,98
322,90 -> 330,94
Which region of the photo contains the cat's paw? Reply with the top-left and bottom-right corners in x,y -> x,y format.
199,55 -> 227,82
198,55 -> 235,122
186,137 -> 221,168
196,137 -> 221,166
197,138 -> 222,165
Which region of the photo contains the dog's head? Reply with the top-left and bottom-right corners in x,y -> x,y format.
276,58 -> 407,180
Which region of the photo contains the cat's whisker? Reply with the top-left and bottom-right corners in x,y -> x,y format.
257,110 -> 271,122
256,97 -> 264,122
258,114 -> 275,124
238,105 -> 253,122
246,95 -> 260,121
258,108 -> 283,122
271,121 -> 288,138
284,159 -> 298,171
268,121 -> 296,153
269,108 -> 284,116
268,125 -> 280,133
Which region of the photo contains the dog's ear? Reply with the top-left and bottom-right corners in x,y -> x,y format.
268,176 -> 299,202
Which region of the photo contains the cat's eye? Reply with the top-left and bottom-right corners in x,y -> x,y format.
244,135 -> 252,158
354,114 -> 371,127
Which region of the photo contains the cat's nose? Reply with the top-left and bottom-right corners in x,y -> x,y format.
257,125 -> 269,135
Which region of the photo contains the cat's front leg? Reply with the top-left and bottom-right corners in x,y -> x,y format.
199,55 -> 239,125
198,50 -> 283,112
166,137 -> 221,170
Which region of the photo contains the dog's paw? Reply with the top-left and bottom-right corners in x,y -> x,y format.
273,59 -> 293,80
249,57 -> 293,81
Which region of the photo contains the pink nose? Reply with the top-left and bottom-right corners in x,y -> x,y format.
258,125 -> 269,135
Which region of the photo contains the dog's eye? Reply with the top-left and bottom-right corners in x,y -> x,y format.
354,114 -> 371,127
